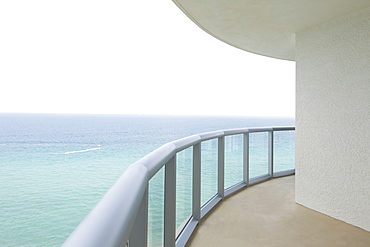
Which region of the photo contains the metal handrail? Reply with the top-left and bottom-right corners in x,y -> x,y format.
63,126 -> 295,247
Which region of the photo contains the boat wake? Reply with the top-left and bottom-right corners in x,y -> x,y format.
64,147 -> 101,154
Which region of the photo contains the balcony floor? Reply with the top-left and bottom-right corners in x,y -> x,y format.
186,175 -> 370,247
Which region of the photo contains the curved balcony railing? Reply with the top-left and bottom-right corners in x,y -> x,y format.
63,126 -> 295,247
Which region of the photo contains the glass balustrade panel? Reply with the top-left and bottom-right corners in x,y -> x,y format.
274,131 -> 295,172
224,134 -> 243,189
249,132 -> 268,179
148,167 -> 165,247
200,139 -> 218,206
176,148 -> 193,233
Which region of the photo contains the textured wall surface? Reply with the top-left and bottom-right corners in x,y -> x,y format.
296,7 -> 370,231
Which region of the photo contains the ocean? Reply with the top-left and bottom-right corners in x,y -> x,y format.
0,113 -> 294,246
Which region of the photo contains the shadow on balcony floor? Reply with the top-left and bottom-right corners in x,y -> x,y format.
186,175 -> 370,247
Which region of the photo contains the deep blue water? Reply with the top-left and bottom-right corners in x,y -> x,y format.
0,113 -> 294,246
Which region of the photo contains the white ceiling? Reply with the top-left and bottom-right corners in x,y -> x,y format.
173,0 -> 370,60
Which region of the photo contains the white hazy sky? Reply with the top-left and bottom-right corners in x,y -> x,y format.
0,0 -> 295,117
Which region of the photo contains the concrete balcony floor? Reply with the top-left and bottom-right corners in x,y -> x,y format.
186,176 -> 370,247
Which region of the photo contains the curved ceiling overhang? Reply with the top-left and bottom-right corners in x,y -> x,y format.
173,0 -> 370,61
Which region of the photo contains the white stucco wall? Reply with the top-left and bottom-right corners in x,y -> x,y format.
296,7 -> 370,231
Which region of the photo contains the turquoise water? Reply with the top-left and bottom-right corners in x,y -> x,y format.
0,114 -> 294,246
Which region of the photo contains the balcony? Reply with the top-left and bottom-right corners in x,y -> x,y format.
63,127 -> 297,247
63,125 -> 370,246
187,175 -> 370,247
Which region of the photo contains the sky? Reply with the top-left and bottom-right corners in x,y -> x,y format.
0,0 -> 295,117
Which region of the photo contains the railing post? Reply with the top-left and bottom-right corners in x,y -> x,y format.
243,132 -> 249,186
268,130 -> 274,177
218,137 -> 225,199
129,188 -> 148,247
164,155 -> 176,247
193,143 -> 201,221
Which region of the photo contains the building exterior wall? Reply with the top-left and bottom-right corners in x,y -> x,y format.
295,7 -> 370,231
